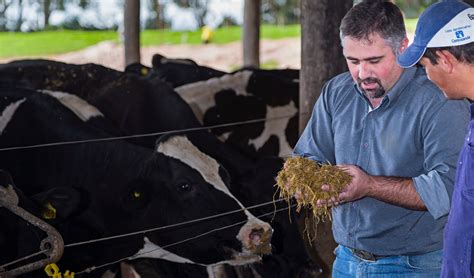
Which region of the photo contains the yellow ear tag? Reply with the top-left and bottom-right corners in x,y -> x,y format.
64,270 -> 75,278
140,67 -> 149,76
44,263 -> 61,278
42,202 -> 57,219
133,191 -> 141,198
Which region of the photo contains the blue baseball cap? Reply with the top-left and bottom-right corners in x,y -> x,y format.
397,0 -> 474,68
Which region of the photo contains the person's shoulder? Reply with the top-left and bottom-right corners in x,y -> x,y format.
409,68 -> 470,113
410,67 -> 447,103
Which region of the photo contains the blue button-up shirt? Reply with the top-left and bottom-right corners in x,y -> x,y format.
294,67 -> 470,255
441,104 -> 474,277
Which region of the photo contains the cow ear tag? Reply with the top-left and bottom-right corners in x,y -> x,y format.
44,263 -> 75,278
44,263 -> 61,278
133,191 -> 141,198
140,67 -> 149,76
64,270 -> 75,278
42,202 -> 57,219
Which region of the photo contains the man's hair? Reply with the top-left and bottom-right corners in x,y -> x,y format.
424,43 -> 474,65
340,0 -> 406,54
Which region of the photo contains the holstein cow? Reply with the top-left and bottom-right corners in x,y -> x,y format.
0,88 -> 272,277
149,54 -> 227,87
174,69 -> 299,158
0,60 -> 321,277
0,59 -> 254,178
146,54 -> 299,158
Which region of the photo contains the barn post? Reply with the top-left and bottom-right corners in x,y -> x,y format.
124,0 -> 141,67
243,0 -> 261,68
299,0 -> 352,276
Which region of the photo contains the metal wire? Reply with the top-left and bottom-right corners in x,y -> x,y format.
0,249 -> 49,270
0,113 -> 302,152
65,197 -> 285,248
0,196 -> 290,272
75,204 -> 297,276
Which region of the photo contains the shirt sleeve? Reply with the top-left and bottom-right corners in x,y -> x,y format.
293,82 -> 336,164
413,100 -> 470,220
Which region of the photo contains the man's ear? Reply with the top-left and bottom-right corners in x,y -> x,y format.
435,50 -> 457,73
399,37 -> 409,52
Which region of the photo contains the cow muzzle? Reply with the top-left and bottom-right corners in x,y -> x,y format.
236,218 -> 272,255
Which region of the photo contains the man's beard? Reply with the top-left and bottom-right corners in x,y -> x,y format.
357,77 -> 386,99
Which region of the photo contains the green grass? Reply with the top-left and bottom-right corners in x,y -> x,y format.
0,22 -> 416,59
0,30 -> 118,58
0,25 -> 300,58
141,24 -> 300,46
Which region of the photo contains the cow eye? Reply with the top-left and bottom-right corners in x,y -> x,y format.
179,183 -> 192,192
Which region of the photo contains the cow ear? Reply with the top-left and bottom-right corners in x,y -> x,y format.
154,133 -> 174,151
152,54 -> 166,68
31,187 -> 83,220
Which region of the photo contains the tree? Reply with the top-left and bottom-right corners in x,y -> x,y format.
146,0 -> 167,29
174,0 -> 209,27
262,0 -> 300,25
0,0 -> 14,31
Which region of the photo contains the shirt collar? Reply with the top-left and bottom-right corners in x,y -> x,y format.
353,67 -> 418,109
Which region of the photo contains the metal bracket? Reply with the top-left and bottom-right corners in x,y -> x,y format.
0,185 -> 64,277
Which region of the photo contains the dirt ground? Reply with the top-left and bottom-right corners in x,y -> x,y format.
1,38 -> 301,72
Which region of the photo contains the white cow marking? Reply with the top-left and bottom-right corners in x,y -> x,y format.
175,71 -> 253,124
41,90 -> 103,122
134,237 -> 262,267
0,98 -> 26,135
248,101 -> 298,156
134,237 -> 196,264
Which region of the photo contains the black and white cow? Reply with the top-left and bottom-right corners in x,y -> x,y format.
144,54 -> 299,158
0,59 -> 255,178
174,69 -> 299,158
0,88 -> 272,277
149,53 -> 227,87
0,60 -> 321,277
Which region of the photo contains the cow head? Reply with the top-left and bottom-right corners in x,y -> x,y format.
132,134 -> 273,266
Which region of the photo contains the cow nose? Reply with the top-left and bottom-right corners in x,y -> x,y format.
237,219 -> 273,255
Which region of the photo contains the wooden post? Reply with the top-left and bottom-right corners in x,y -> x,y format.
300,0 -> 352,133
243,0 -> 261,68
299,0 -> 352,277
124,0 -> 141,67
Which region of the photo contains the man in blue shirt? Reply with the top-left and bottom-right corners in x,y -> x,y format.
293,1 -> 470,276
398,1 -> 474,277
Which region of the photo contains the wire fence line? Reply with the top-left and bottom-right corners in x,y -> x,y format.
0,111 -> 309,152
0,199 -> 296,275
0,94 -> 306,274
76,204 -> 297,276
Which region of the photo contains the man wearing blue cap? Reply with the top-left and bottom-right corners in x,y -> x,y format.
398,1 -> 474,277
292,0 -> 470,276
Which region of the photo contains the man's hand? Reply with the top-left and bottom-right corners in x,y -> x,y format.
316,164 -> 374,207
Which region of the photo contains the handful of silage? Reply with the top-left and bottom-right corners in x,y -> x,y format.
276,156 -> 352,222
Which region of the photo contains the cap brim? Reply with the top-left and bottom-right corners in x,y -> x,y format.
397,43 -> 427,68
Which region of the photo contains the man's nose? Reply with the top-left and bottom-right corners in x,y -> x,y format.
358,62 -> 371,80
